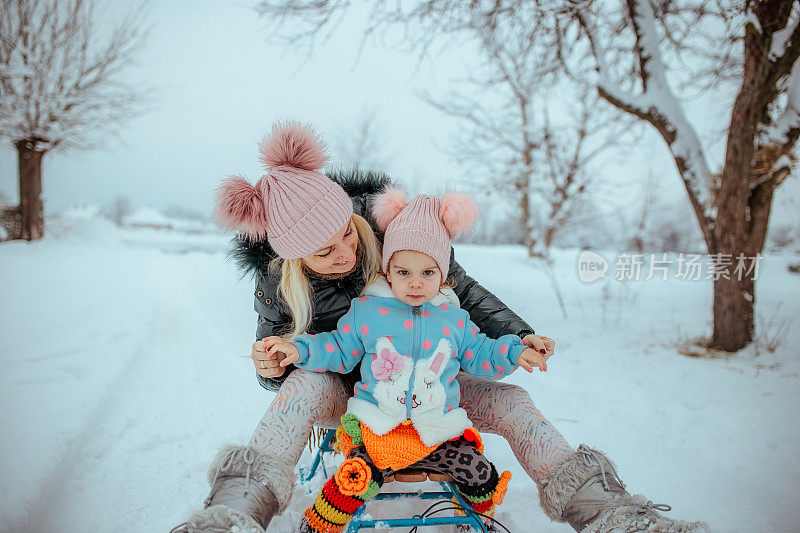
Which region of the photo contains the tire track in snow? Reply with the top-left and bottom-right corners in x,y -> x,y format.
5,331 -> 148,533
5,256 -> 208,532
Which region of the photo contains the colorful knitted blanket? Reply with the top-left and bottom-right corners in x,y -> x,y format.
335,414 -> 483,470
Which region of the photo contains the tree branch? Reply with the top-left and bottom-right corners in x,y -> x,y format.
575,0 -> 715,247
575,7 -> 652,118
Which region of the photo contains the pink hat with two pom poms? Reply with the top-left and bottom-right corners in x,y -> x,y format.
213,121 -> 353,259
371,187 -> 479,277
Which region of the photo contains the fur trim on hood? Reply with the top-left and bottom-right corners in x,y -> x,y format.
364,276 -> 460,308
229,168 -> 391,278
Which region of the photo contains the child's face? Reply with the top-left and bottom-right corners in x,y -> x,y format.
385,250 -> 442,306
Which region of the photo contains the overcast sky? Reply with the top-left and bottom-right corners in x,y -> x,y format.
0,0 -> 797,229
0,0 -> 471,214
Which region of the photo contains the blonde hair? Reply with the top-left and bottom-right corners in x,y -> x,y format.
269,214 -> 382,339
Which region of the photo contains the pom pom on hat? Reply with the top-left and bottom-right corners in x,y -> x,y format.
440,191 -> 479,238
258,120 -> 328,171
371,186 -> 408,232
213,119 -> 353,257
213,175 -> 268,241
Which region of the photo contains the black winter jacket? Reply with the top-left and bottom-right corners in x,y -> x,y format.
230,169 -> 535,392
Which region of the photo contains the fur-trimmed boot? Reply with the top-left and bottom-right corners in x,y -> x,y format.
173,445 -> 296,532
538,444 -> 708,532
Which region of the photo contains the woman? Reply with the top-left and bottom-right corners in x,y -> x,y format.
178,122 -> 705,533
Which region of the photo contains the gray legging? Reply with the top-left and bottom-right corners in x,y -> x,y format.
248,369 -> 572,484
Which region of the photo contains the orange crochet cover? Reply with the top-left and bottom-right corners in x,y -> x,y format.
335,421 -> 484,471
362,422 -> 437,470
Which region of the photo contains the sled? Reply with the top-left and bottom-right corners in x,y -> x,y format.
299,428 -> 495,532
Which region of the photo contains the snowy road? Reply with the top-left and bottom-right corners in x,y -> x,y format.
2,224 -> 799,532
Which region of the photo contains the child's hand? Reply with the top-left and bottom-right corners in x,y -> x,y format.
518,347 -> 548,373
252,338 -> 286,379
521,334 -> 555,359
262,336 -> 301,367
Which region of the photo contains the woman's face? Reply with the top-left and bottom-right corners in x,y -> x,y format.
300,218 -> 358,275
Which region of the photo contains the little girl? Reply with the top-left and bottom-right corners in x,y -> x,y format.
265,189 -> 549,533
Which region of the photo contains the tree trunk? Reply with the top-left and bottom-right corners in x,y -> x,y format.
543,224 -> 556,251
709,148 -> 761,351
520,186 -> 531,248
710,264 -> 755,352
706,10 -> 781,352
710,172 -> 775,351
15,139 -> 46,241
710,158 -> 755,351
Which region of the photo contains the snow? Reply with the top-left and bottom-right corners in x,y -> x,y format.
124,206 -> 174,227
1,219 -> 799,532
743,9 -> 762,34
764,60 -> 800,146
61,203 -> 103,220
773,154 -> 793,172
770,10 -> 799,60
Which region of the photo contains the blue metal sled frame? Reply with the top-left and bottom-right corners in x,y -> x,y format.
345,481 -> 488,532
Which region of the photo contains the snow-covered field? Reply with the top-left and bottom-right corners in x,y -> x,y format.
1,219 -> 799,532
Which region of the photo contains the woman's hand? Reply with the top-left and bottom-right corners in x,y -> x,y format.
251,338 -> 286,379
521,334 -> 555,359
518,347 -> 548,373
263,336 -> 301,367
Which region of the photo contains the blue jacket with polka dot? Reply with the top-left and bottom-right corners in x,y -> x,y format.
292,278 -> 525,447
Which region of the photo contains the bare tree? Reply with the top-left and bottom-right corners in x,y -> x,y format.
254,0 -> 800,352
625,170 -> 661,252
163,204 -> 207,221
419,13 -> 612,262
420,16 -> 547,252
620,171 -> 701,253
108,195 -> 132,227
333,108 -> 391,171
0,190 -> 11,241
0,0 -> 150,241
562,0 -> 800,351
536,101 -> 612,257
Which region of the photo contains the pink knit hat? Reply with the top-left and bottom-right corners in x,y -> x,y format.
213,121 -> 353,259
371,187 -> 479,277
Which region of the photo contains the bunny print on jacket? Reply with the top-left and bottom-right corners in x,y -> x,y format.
291,277 -> 527,448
